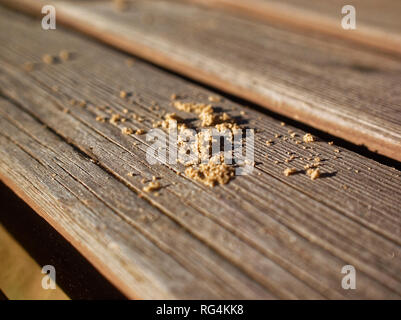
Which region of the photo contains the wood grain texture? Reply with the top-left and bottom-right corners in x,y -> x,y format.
1,0 -> 400,162
190,0 -> 401,55
0,7 -> 401,299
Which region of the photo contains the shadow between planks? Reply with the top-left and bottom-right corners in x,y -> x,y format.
0,181 -> 126,300
1,0 -> 401,161
0,223 -> 70,300
0,6 -> 400,299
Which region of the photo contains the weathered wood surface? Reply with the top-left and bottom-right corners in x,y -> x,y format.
2,0 -> 401,162
191,0 -> 401,55
0,7 -> 401,299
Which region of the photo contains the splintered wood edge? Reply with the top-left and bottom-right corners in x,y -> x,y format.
188,0 -> 401,56
2,0 -> 400,162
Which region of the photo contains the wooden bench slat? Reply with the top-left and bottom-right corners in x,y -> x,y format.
0,100 -> 277,299
190,0 -> 401,55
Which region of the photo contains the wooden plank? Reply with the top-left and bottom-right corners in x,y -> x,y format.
0,7 -> 400,298
0,224 -> 69,300
191,0 -> 401,55
1,0 -> 400,162
0,98 -> 277,299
